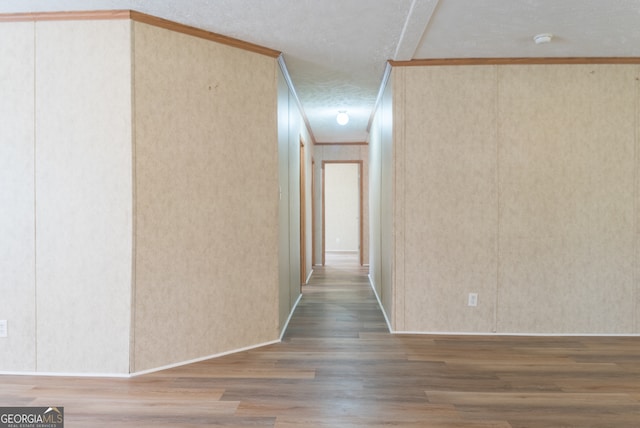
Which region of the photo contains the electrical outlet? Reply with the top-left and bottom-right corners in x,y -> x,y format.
0,320 -> 7,337
468,293 -> 478,307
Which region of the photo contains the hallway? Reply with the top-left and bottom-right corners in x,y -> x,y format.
2,257 -> 640,426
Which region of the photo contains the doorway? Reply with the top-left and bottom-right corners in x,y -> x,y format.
322,161 -> 363,266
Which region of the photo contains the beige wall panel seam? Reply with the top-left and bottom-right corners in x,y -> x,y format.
129,19 -> 137,374
636,65 -> 640,334
33,21 -> 38,371
393,68 -> 406,331
494,65 -> 501,333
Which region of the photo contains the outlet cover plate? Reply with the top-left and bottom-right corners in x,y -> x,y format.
468,293 -> 478,307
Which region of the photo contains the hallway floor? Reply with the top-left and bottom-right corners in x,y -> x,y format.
2,256 -> 640,426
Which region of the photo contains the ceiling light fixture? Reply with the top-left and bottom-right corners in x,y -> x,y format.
336,111 -> 349,126
533,33 -> 553,44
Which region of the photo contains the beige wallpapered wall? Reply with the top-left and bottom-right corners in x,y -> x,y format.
132,22 -> 281,372
0,15 -> 312,375
0,22 -> 37,372
35,20 -> 134,373
0,20 -> 134,374
392,64 -> 640,334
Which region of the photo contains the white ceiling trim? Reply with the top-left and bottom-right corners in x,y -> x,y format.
278,55 -> 316,144
393,0 -> 441,61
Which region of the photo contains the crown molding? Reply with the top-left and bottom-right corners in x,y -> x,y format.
0,10 -> 131,22
315,142 -> 368,146
389,57 -> 640,66
0,10 -> 281,58
129,11 -> 280,58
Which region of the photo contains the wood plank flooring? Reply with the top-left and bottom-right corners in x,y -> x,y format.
2,254 -> 640,427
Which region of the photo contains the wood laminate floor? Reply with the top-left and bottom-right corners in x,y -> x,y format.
2,253 -> 640,427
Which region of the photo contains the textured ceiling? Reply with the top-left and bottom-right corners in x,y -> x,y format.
417,0 -> 640,59
2,0 -> 640,143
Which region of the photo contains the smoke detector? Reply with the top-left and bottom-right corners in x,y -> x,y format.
533,33 -> 553,44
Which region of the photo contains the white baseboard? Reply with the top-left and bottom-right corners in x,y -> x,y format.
304,268 -> 313,284
2,290 -> 307,378
1,330 -> 308,378
368,274 -> 392,333
0,370 -> 131,378
392,331 -> 640,337
131,339 -> 281,377
280,293 -> 303,340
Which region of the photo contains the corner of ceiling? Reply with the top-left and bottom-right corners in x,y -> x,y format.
393,0 -> 441,61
